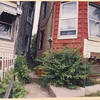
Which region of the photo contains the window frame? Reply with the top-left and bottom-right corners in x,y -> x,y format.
58,1 -> 78,39
27,6 -> 33,25
88,2 -> 100,41
39,31 -> 44,50
41,2 -> 48,19
24,34 -> 29,45
0,14 -> 14,41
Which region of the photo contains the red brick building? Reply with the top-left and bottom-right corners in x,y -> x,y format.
52,1 -> 100,60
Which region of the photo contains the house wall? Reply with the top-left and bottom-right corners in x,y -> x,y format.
0,2 -> 17,55
52,1 -> 88,53
52,1 -> 100,59
36,2 -> 54,57
0,40 -> 14,54
84,39 -> 100,58
15,1 -> 35,60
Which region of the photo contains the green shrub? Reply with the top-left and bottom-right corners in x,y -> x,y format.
12,72 -> 27,98
35,45 -> 94,89
14,55 -> 31,83
0,70 -> 27,98
33,56 -> 43,73
14,55 -> 28,68
30,34 -> 37,59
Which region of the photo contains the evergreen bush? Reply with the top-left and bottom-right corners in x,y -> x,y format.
34,45 -> 94,89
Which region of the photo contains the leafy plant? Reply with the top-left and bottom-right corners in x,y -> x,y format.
30,34 -> 37,59
85,90 -> 100,97
0,70 -> 27,98
33,56 -> 43,73
34,45 -> 95,89
12,72 -> 27,98
14,55 -> 31,83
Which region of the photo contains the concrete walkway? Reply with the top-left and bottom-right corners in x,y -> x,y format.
24,71 -> 51,98
24,83 -> 51,98
24,71 -> 100,98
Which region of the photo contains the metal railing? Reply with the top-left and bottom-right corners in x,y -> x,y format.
4,75 -> 15,98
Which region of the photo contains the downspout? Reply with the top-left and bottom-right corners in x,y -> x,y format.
48,2 -> 55,50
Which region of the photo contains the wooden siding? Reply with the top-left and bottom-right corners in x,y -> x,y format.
0,40 -> 14,54
52,1 -> 88,55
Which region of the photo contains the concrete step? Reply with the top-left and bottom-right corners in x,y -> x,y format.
48,85 -> 85,97
28,71 -> 39,83
48,84 -> 100,97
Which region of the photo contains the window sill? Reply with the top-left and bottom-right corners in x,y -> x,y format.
0,37 -> 13,42
57,35 -> 77,39
41,17 -> 46,20
88,36 -> 100,42
38,48 -> 43,50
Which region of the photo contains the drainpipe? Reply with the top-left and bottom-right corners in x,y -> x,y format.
48,2 -> 55,52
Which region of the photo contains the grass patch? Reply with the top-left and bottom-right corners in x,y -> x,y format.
85,91 -> 100,97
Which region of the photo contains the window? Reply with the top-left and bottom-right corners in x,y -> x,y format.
58,2 -> 78,39
27,7 -> 33,25
88,3 -> 100,38
0,12 -> 13,40
42,2 -> 48,19
39,31 -> 44,49
24,35 -> 29,44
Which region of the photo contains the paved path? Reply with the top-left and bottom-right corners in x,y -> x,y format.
24,83 -> 51,98
24,71 -> 100,97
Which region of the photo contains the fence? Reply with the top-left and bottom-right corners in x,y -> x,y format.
0,53 -> 16,80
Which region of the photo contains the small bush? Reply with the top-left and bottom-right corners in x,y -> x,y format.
0,70 -> 27,98
34,45 -> 94,89
12,72 -> 27,98
30,34 -> 37,59
14,55 -> 31,83
33,56 -> 43,73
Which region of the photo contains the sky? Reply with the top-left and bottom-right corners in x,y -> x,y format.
32,1 -> 41,36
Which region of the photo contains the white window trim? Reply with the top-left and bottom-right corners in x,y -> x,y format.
88,2 -> 100,42
57,1 -> 78,40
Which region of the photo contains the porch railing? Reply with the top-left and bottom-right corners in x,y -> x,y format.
0,52 -> 16,80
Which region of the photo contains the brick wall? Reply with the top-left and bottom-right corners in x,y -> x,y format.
36,2 -> 54,57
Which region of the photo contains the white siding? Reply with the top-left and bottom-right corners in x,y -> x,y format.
83,38 -> 100,58
0,40 -> 14,55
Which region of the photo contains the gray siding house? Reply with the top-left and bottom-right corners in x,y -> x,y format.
15,1 -> 35,60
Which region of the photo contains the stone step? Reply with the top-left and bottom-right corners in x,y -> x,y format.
28,71 -> 39,83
